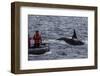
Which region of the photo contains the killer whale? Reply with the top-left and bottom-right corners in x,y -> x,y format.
57,29 -> 84,45
57,37 -> 84,45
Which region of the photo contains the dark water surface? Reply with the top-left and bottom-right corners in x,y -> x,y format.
28,15 -> 88,60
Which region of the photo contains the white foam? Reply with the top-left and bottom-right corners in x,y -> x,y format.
83,40 -> 88,44
43,39 -> 66,45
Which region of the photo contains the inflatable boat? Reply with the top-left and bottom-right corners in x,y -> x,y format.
28,43 -> 50,55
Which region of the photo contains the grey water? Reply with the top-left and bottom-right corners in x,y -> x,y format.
28,15 -> 88,60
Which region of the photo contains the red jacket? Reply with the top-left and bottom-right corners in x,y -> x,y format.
33,33 -> 42,44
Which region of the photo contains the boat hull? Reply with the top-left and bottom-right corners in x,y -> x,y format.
28,44 -> 49,55
29,47 -> 49,55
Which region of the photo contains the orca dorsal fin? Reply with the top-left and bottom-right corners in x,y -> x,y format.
72,29 -> 77,39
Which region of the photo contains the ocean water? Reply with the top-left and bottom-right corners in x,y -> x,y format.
28,15 -> 88,60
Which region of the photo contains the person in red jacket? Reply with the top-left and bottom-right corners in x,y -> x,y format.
33,31 -> 42,48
